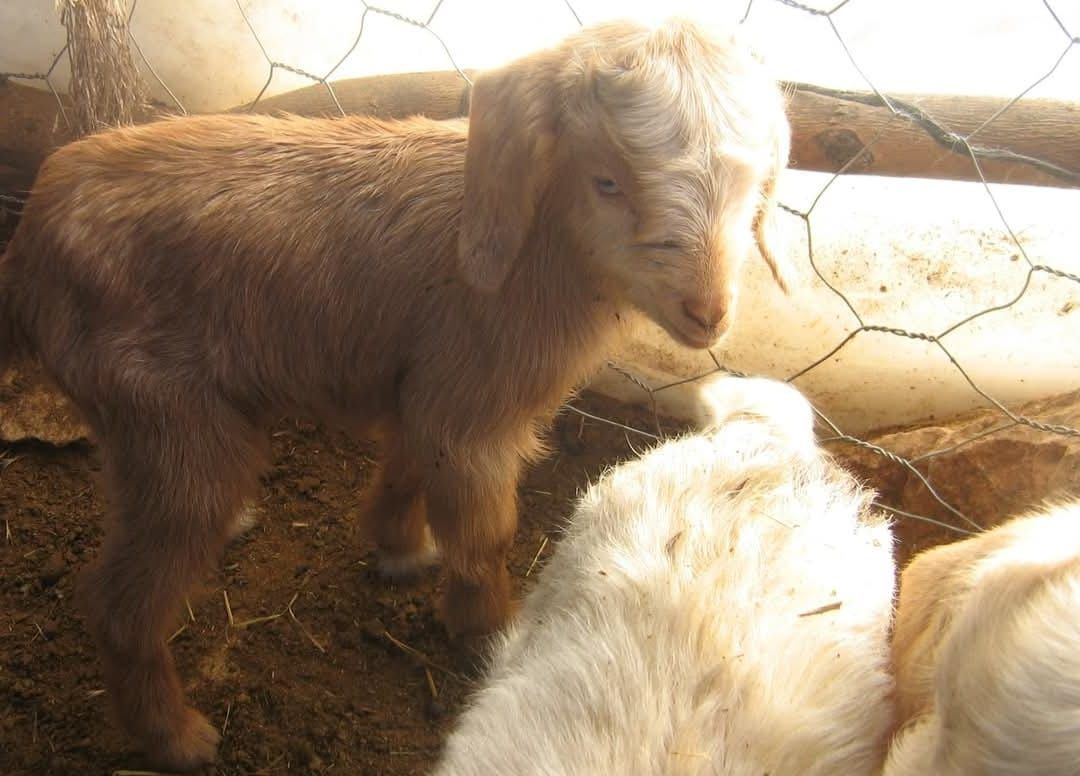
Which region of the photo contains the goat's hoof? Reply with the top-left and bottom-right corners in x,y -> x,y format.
440,575 -> 516,637
378,539 -> 440,581
146,708 -> 220,772
447,631 -> 501,676
226,504 -> 261,541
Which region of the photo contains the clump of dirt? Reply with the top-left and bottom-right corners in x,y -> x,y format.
0,392 -> 948,775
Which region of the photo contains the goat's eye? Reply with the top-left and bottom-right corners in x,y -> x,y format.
593,176 -> 621,196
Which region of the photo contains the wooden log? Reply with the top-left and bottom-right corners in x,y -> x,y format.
232,69 -> 475,122
1,71 -> 1078,192
234,75 -> 1080,188
789,84 -> 1080,188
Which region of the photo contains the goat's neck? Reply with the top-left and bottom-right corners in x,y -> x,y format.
475,208 -> 624,411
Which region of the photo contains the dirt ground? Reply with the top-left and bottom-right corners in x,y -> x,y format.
0,389 -> 950,776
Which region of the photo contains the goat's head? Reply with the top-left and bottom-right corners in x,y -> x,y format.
459,18 -> 793,349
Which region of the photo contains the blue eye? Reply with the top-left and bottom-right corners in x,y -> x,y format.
594,176 -> 621,196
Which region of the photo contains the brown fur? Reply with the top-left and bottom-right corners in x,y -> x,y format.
0,19 -> 789,770
886,503 -> 1080,774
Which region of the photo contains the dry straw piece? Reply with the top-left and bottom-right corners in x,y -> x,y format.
60,0 -> 148,135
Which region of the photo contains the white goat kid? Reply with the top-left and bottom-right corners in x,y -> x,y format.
434,376 -> 896,776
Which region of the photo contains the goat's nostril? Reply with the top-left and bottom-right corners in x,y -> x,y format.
682,297 -> 725,331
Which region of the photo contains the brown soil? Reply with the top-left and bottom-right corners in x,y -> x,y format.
0,392 -> 948,776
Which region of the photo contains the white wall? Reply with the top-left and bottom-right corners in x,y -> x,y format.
2,0 -> 1077,433
4,0 -> 1076,112
597,175 -> 1079,432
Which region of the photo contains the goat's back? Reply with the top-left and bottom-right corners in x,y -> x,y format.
1,113 -> 468,420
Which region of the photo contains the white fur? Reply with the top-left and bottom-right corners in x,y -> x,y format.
434,377 -> 896,775
227,503 -> 261,540
886,501 -> 1080,776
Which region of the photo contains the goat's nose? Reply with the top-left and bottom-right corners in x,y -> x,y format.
682,296 -> 726,331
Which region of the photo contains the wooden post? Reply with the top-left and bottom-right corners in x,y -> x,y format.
0,81 -> 75,197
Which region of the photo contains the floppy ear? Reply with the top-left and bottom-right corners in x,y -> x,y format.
458,55 -> 558,293
753,114 -> 796,294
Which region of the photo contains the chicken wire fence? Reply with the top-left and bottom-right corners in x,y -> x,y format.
1,0 -> 1077,539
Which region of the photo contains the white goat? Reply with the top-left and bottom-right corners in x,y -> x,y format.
886,501 -> 1080,776
434,376 -> 896,776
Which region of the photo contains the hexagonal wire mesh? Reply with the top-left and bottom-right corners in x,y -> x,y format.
1,0 -> 1077,539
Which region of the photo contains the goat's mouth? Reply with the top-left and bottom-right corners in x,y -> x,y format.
657,308 -> 727,350
629,287 -> 730,350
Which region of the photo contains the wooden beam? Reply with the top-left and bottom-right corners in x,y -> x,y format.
231,69 -> 475,122
2,72 -> 1078,192
787,83 -> 1080,188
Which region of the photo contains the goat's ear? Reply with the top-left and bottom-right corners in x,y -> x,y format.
753,119 -> 796,294
458,56 -> 557,293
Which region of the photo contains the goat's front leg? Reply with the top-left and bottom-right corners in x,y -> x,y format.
424,449 -> 520,636
362,427 -> 438,578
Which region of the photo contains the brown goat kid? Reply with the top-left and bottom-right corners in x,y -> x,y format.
0,19 -> 790,770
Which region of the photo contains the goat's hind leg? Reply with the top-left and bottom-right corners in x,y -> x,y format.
78,407 -> 264,771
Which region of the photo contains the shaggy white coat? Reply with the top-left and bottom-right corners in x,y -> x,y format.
434,377 -> 896,775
